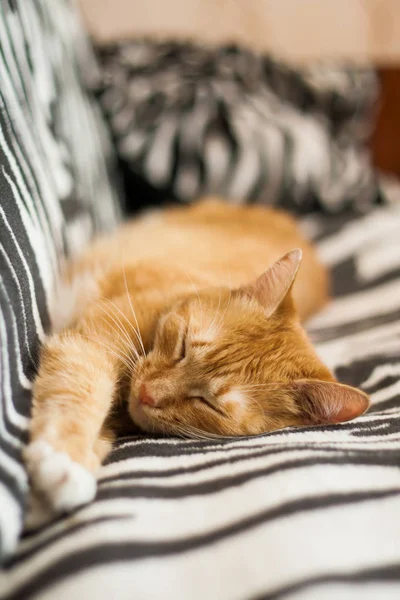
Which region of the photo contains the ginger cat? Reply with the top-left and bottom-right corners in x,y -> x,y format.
24,199 -> 369,520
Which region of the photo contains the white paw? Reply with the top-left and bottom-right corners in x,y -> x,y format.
24,441 -> 96,514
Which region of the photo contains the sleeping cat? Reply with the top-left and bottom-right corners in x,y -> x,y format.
24,198 -> 369,518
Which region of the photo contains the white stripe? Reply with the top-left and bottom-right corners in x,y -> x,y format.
356,232 -> 400,282
317,206 -> 400,266
0,244 -> 36,368
98,440 -> 400,490
145,117 -> 177,187
2,142 -> 55,300
99,428 -> 400,485
363,363 -> 400,389
371,381 -> 400,406
113,408 -> 400,459
6,466 -> 400,597
27,493 -> 400,600
0,203 -> 44,340
308,277 -> 400,330
249,93 -> 285,203
315,320 -> 400,371
0,22 -> 65,253
204,134 -> 230,193
18,1 -> 73,202
0,483 -> 23,560
0,277 -> 32,390
228,108 -> 261,201
52,1 -> 119,231
0,306 -> 29,432
0,94 -> 57,276
17,436 -> 400,556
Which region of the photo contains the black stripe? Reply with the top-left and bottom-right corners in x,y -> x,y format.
107,413 -> 400,465
10,514 -> 134,568
310,305 -> 400,343
6,488 -> 400,600
254,563 -> 400,600
96,452 -> 400,503
102,432 -> 400,484
331,258 -> 400,298
335,355 -> 400,390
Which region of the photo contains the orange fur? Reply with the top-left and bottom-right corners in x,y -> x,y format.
26,199 -> 369,514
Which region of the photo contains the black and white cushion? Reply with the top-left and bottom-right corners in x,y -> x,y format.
3,182 -> 400,598
0,0 -> 121,561
95,39 -> 379,213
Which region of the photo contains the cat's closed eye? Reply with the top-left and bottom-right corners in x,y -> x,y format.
189,394 -> 225,415
178,335 -> 186,361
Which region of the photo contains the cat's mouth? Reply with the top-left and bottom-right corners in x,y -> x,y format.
128,396 -> 161,433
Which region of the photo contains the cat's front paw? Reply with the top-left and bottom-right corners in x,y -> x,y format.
24,441 -> 97,514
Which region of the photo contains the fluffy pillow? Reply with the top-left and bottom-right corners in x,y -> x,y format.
95,39 -> 379,213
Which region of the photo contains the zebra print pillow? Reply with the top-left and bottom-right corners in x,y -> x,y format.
95,39 -> 379,213
0,0 -> 121,561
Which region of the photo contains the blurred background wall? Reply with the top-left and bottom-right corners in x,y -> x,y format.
78,0 -> 400,177
79,0 -> 400,63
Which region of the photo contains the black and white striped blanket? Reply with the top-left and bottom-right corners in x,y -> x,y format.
2,0 -> 400,597
3,187 -> 400,599
0,0 -> 120,564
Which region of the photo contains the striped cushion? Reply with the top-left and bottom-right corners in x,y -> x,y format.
0,0 -> 121,561
95,39 -> 379,213
3,183 -> 400,598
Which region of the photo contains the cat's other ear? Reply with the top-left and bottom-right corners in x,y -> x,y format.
293,380 -> 370,426
241,249 -> 302,317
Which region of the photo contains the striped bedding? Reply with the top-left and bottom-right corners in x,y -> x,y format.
0,0 -> 121,563
3,189 -> 400,599
2,0 -> 400,598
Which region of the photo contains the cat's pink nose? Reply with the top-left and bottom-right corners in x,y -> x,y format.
139,383 -> 157,407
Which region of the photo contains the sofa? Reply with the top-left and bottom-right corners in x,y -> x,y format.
1,2 -> 400,599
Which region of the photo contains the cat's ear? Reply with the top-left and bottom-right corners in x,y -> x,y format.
242,249 -> 302,317
293,380 -> 370,425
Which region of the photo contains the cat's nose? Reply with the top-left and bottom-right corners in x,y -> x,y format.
139,383 -> 157,407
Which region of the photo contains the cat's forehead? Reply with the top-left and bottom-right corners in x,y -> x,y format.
189,326 -> 218,345
187,310 -> 220,343
187,296 -> 259,341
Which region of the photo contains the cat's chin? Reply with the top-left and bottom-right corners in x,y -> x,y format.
128,399 -> 158,434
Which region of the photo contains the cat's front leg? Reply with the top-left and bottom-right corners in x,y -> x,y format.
24,332 -> 118,520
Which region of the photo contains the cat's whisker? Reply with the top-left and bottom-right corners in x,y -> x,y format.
205,286 -> 222,340
122,263 -> 147,358
172,421 -> 233,442
206,266 -> 232,339
174,424 -> 207,442
80,333 -> 138,373
81,316 -> 140,373
89,297 -> 141,364
158,420 -> 203,441
102,297 -> 142,362
207,284 -> 232,340
88,298 -> 134,350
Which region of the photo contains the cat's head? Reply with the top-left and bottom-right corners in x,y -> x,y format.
129,249 -> 369,437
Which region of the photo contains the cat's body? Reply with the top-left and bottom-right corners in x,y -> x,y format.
25,199 -> 369,522
65,198 -> 328,323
